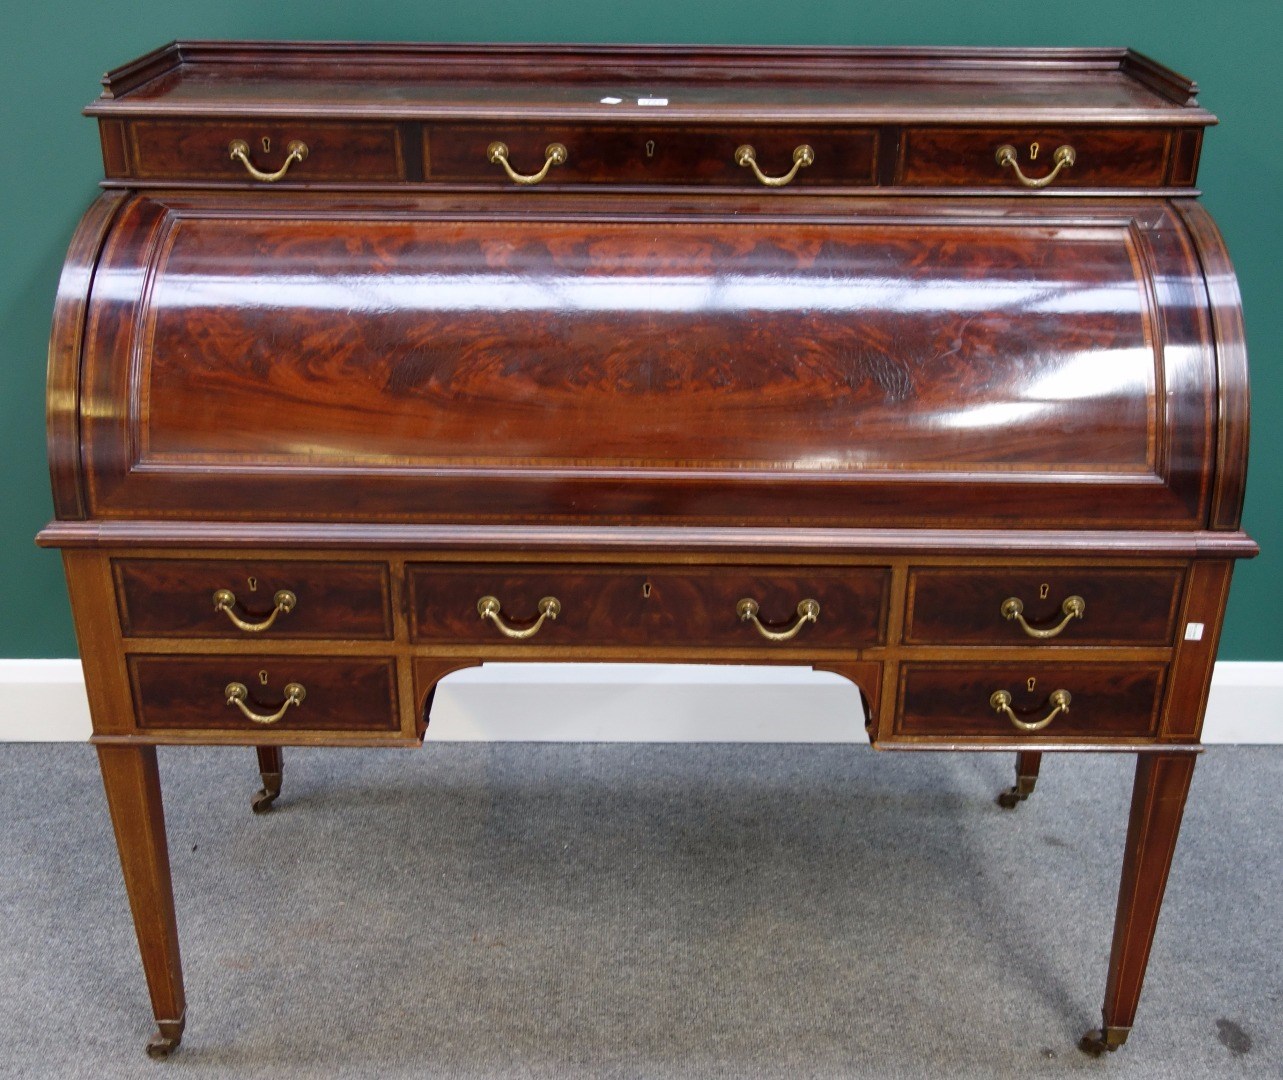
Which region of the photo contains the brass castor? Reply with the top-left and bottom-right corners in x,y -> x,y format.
1079,1026 -> 1129,1056
251,772 -> 282,814
145,1018 -> 185,1058
996,776 -> 1037,809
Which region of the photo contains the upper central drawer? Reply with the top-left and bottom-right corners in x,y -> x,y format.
408,564 -> 890,649
425,124 -> 877,187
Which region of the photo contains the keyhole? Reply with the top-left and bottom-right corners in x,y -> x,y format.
261,136 -> 271,154
1027,677 -> 1037,693
259,670 -> 269,686
645,139 -> 655,158
642,581 -> 652,599
1039,582 -> 1050,600
247,576 -> 258,592
1029,141 -> 1040,160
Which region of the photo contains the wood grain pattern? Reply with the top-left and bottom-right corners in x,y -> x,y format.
46,191 -> 126,520
904,567 -> 1183,646
899,127 -> 1171,187
408,563 -> 890,648
114,558 -> 392,639
1176,201 -> 1251,531
124,120 -> 405,181
894,662 -> 1167,740
425,123 -> 877,186
69,192 -> 1228,528
128,655 -> 399,734
137,215 -> 1154,471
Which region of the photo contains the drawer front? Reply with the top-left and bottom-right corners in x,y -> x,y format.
124,121 -> 406,181
426,124 -> 877,186
900,127 -> 1172,188
895,662 -> 1166,740
408,564 -> 890,648
129,655 -> 399,733
904,567 -> 1183,647
114,560 -> 393,639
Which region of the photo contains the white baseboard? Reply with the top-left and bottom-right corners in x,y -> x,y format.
1,659 -> 1279,744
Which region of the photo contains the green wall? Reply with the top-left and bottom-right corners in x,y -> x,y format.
3,1 -> 1279,659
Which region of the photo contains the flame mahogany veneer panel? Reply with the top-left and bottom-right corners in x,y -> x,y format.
900,126 -> 1171,187
140,216 -> 1154,469
74,193 -> 1218,528
126,120 -> 406,181
905,566 -> 1184,646
408,563 -> 890,647
128,655 -> 399,733
423,124 -> 877,185
895,662 -> 1167,740
114,558 -> 392,639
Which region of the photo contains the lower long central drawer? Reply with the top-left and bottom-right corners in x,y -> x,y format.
407,564 -> 891,649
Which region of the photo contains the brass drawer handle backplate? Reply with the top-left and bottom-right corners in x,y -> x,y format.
213,588 -> 297,633
989,688 -> 1072,732
1001,594 -> 1085,639
737,597 -> 820,641
477,595 -> 562,639
225,681 -> 307,725
995,143 -> 1076,188
228,139 -> 308,182
734,144 -> 815,187
487,141 -> 568,185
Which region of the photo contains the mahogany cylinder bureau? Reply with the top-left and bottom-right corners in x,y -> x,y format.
39,42 -> 1256,1059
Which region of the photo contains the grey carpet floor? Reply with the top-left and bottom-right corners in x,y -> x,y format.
1,743 -> 1279,1079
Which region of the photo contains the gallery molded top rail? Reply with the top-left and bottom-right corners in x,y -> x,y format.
87,41 -> 1212,125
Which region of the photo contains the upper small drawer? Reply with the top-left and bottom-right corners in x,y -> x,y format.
904,567 -> 1184,647
121,121 -> 407,182
114,559 -> 393,639
899,127 -> 1174,189
425,124 -> 878,187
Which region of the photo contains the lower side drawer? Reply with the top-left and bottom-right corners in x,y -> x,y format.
128,655 -> 399,734
894,662 -> 1166,740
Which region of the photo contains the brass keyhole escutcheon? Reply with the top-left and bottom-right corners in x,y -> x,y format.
1039,582 -> 1050,599
261,136 -> 271,154
642,581 -> 652,598
259,670 -> 269,686
1029,141 -> 1040,160
247,576 -> 258,592
1027,677 -> 1037,693
645,139 -> 656,158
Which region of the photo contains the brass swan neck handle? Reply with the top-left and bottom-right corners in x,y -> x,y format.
734,144 -> 814,187
995,143 -> 1075,189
